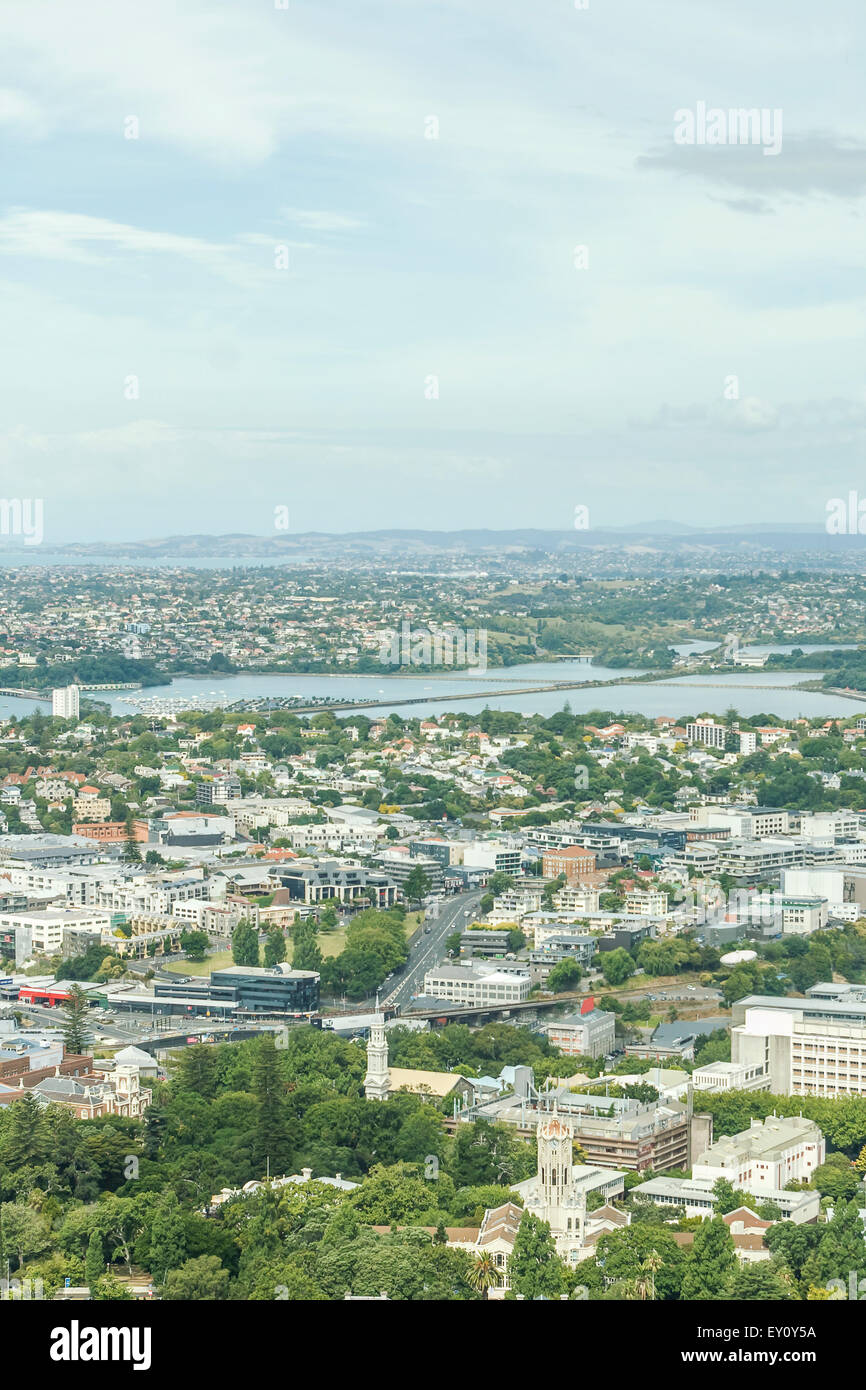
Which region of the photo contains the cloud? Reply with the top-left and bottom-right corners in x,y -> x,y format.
0,209 -> 232,265
637,135 -> 866,201
0,209 -> 293,287
281,208 -> 366,232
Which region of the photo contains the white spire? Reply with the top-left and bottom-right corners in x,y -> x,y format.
364,1004 -> 390,1101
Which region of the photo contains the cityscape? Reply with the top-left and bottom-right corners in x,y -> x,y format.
0,0 -> 862,1364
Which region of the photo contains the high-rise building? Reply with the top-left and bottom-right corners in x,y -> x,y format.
732,984 -> 866,1096
52,685 -> 80,720
685,718 -> 726,748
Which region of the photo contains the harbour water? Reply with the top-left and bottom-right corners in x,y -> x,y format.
0,652 -> 861,723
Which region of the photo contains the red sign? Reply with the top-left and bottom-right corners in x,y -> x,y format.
580,995 -> 594,1014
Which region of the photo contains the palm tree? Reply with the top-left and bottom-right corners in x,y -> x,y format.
467,1252 -> 502,1300
641,1250 -> 664,1301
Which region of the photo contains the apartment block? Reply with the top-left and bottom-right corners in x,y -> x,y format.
544,1008 -> 616,1059
541,845 -> 597,883
686,719 -> 727,748
693,1114 -> 824,1191
422,963 -> 531,1007
732,985 -> 866,1097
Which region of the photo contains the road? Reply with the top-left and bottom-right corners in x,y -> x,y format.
384,887 -> 485,1012
15,998 -> 138,1044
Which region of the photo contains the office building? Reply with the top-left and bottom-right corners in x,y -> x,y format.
422,962 -> 531,1007
692,1114 -> 824,1191
544,1007 -> 616,1059
732,985 -> 866,1097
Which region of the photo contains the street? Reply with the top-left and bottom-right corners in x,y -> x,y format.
384,887 -> 484,1012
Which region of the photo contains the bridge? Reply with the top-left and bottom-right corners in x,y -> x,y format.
398,991 -> 587,1023
79,682 -> 142,691
227,676 -> 642,716
0,687 -> 49,700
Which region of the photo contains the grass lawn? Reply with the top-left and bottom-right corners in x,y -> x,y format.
304,927 -> 347,961
162,951 -> 234,976
404,910 -> 424,940
164,908 -> 421,973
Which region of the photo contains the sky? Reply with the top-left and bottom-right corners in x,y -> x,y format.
0,0 -> 864,543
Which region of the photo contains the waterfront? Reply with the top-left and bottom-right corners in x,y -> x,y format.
0,651 -> 860,724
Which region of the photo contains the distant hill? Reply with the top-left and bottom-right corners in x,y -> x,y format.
36,524 -> 866,558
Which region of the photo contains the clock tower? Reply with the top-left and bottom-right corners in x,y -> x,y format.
364,1001 -> 391,1101
525,1103 -> 586,1259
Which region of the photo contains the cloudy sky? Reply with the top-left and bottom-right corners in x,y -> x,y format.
1,0 -> 864,542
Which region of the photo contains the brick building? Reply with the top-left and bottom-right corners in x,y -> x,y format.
541,845 -> 597,883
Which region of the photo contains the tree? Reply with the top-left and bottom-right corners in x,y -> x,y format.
594,1225 -> 684,1301
679,1217 -> 737,1300
122,819 -> 142,864
174,1044 -> 219,1099
180,929 -> 209,962
149,1195 -> 187,1285
60,983 -> 92,1055
601,948 -> 635,987
800,1199 -> 866,1288
508,1212 -> 566,1300
812,1152 -> 859,1202
546,959 -> 582,993
263,927 -> 287,968
466,1251 -> 502,1300
292,919 -> 323,973
162,1255 -> 231,1300
403,866 -> 432,906
712,1177 -> 752,1215
252,1035 -> 292,1172
232,919 -> 260,968
639,1250 -> 664,1301
755,1199 -> 783,1222
84,1229 -> 104,1290
318,904 -> 339,932
0,1202 -> 51,1270
730,1262 -> 797,1301
1,1090 -> 48,1167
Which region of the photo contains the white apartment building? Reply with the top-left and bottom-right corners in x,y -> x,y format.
52,686 -> 80,720
0,908 -> 114,956
689,804 -> 790,839
780,868 -> 844,917
715,837 -> 840,883
461,841 -> 522,875
422,963 -> 531,1007
686,719 -> 726,749
732,988 -> 866,1097
544,1008 -> 616,1059
624,888 -> 669,917
553,885 -> 601,915
693,1115 -> 824,1192
800,812 -> 862,840
692,1059 -> 771,1093
72,788 -> 111,822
